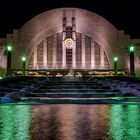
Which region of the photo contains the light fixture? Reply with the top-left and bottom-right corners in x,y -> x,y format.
21,56 -> 26,62
129,45 -> 135,52
7,45 -> 12,51
114,57 -> 118,62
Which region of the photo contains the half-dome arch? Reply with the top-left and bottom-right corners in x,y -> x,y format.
12,8 -> 120,70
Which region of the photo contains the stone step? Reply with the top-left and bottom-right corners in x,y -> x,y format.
42,82 -> 103,86
26,93 -> 123,98
20,97 -> 139,104
33,89 -> 120,93
39,86 -> 111,89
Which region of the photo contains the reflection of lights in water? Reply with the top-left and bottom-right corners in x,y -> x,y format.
1,104 -> 140,140
0,106 -> 15,140
126,105 -> 140,140
109,105 -> 140,140
0,105 -> 31,140
109,105 -> 124,140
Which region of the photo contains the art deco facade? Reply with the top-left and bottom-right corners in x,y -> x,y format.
0,8 -> 140,75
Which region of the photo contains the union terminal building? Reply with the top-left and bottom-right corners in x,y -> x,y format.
0,8 -> 140,77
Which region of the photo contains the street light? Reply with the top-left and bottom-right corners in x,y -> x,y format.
114,56 -> 118,76
21,56 -> 26,75
0,76 -> 3,80
129,44 -> 135,76
129,45 -> 134,52
6,45 -> 12,77
7,45 -> 12,51
114,57 -> 118,62
22,56 -> 26,62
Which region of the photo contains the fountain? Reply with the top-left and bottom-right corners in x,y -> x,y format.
64,69 -> 82,81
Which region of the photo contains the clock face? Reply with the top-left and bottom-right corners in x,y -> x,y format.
64,38 -> 74,49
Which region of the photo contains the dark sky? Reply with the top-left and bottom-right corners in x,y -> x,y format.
0,0 -> 140,38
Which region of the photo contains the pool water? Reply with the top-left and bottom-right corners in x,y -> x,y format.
0,104 -> 140,140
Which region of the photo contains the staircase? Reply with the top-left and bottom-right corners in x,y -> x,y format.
21,80 -> 125,104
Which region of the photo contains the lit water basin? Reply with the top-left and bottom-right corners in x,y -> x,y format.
0,104 -> 140,140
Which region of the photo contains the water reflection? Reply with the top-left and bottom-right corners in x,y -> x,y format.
31,105 -> 61,140
75,105 -> 109,140
0,105 -> 31,140
31,105 -> 110,140
109,105 -> 140,140
0,104 -> 140,140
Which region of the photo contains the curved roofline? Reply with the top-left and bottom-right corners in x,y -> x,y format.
16,7 -> 118,69
20,7 -> 117,32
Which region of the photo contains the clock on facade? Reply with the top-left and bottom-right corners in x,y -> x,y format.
64,38 -> 74,49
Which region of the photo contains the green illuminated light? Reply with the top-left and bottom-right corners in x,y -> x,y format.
114,57 -> 118,62
22,56 -> 26,62
129,45 -> 134,52
0,76 -> 3,80
7,46 -> 12,51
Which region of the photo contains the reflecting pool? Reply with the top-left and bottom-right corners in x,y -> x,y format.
0,104 -> 140,140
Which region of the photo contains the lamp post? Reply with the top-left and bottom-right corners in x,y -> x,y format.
0,76 -> 3,80
21,56 -> 26,75
114,56 -> 118,76
6,45 -> 12,78
129,45 -> 135,76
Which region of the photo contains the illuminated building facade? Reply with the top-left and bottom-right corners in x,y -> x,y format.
0,8 -> 140,76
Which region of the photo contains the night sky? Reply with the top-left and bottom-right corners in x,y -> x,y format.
0,0 -> 140,38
